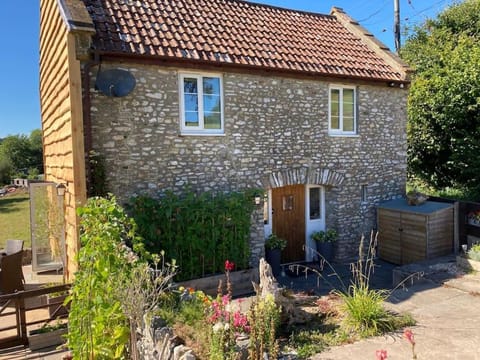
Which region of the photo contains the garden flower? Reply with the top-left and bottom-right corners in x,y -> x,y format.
225,260 -> 235,272
403,329 -> 417,359
404,329 -> 415,345
375,349 -> 387,360
233,311 -> 249,333
212,322 -> 224,333
222,294 -> 230,306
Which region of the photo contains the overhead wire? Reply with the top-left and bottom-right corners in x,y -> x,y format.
357,0 -> 389,23
406,0 -> 454,22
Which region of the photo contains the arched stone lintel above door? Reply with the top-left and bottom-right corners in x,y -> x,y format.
263,167 -> 345,189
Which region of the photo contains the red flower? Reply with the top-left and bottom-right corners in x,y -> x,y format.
375,349 -> 387,360
404,329 -> 415,346
224,260 -> 235,272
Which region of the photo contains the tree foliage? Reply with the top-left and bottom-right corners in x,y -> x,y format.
0,129 -> 43,183
401,0 -> 480,194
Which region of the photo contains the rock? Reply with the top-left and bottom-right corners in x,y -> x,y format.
256,258 -> 313,325
258,258 -> 282,300
178,350 -> 196,360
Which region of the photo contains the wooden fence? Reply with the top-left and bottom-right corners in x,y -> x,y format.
0,284 -> 70,350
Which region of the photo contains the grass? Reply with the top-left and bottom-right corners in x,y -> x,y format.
0,189 -> 31,248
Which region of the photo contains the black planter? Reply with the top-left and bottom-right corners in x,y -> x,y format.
316,242 -> 334,263
265,248 -> 282,277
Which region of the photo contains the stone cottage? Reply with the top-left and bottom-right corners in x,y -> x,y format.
39,0 -> 410,277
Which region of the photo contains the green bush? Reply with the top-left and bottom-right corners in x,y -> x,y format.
468,244 -> 480,261
128,188 -> 257,280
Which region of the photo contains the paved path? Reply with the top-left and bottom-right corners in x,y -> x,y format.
311,269 -> 480,359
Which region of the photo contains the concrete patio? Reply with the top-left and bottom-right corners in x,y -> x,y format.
309,256 -> 480,360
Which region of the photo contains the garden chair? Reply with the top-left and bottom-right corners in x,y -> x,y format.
0,250 -> 25,294
0,239 -> 24,256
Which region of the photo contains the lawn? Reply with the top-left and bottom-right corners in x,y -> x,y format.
0,189 -> 31,249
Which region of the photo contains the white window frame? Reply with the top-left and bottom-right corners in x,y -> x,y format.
179,73 -> 224,135
328,85 -> 357,136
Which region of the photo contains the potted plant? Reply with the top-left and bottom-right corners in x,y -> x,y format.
28,321 -> 68,350
40,283 -> 70,317
467,210 -> 480,226
311,229 -> 337,262
264,233 -> 287,277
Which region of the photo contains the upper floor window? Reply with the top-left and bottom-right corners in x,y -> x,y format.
329,85 -> 357,135
179,73 -> 224,135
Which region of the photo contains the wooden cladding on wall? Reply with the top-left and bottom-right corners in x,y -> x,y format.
40,0 -> 87,279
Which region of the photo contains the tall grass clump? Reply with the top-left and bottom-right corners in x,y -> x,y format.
337,233 -> 413,337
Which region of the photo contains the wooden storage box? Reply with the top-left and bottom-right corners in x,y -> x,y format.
377,199 -> 454,265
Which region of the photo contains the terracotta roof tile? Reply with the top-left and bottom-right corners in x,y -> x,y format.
82,0 -> 408,82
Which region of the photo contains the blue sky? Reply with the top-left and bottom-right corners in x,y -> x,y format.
0,0 -> 455,138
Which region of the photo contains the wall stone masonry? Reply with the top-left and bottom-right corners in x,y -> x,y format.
88,63 -> 407,262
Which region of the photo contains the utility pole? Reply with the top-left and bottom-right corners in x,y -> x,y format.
394,0 -> 401,52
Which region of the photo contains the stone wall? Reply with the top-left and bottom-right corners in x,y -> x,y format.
88,63 -> 407,261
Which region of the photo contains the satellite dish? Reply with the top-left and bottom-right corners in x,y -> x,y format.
95,69 -> 136,97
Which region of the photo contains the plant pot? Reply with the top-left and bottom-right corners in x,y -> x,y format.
28,328 -> 67,350
47,294 -> 69,318
265,248 -> 282,277
177,268 -> 259,297
316,242 -> 334,263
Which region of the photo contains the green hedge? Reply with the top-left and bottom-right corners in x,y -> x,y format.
128,189 -> 258,280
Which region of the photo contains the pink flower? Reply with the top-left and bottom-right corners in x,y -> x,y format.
404,329 -> 415,346
233,311 -> 249,333
222,294 -> 230,306
225,260 -> 235,272
375,349 -> 387,360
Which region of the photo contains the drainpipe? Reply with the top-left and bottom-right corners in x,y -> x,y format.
82,50 -> 100,194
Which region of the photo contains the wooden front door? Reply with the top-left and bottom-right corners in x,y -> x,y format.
272,185 -> 305,263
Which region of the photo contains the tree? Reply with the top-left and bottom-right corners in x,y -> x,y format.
0,156 -> 13,185
401,0 -> 480,194
0,129 -> 43,184
28,129 -> 44,174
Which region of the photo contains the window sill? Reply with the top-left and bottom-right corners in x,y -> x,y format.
180,131 -> 225,137
328,133 -> 359,138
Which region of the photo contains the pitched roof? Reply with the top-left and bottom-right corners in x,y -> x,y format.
80,0 -> 410,82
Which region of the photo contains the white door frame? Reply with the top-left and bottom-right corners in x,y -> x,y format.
305,185 -> 325,262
